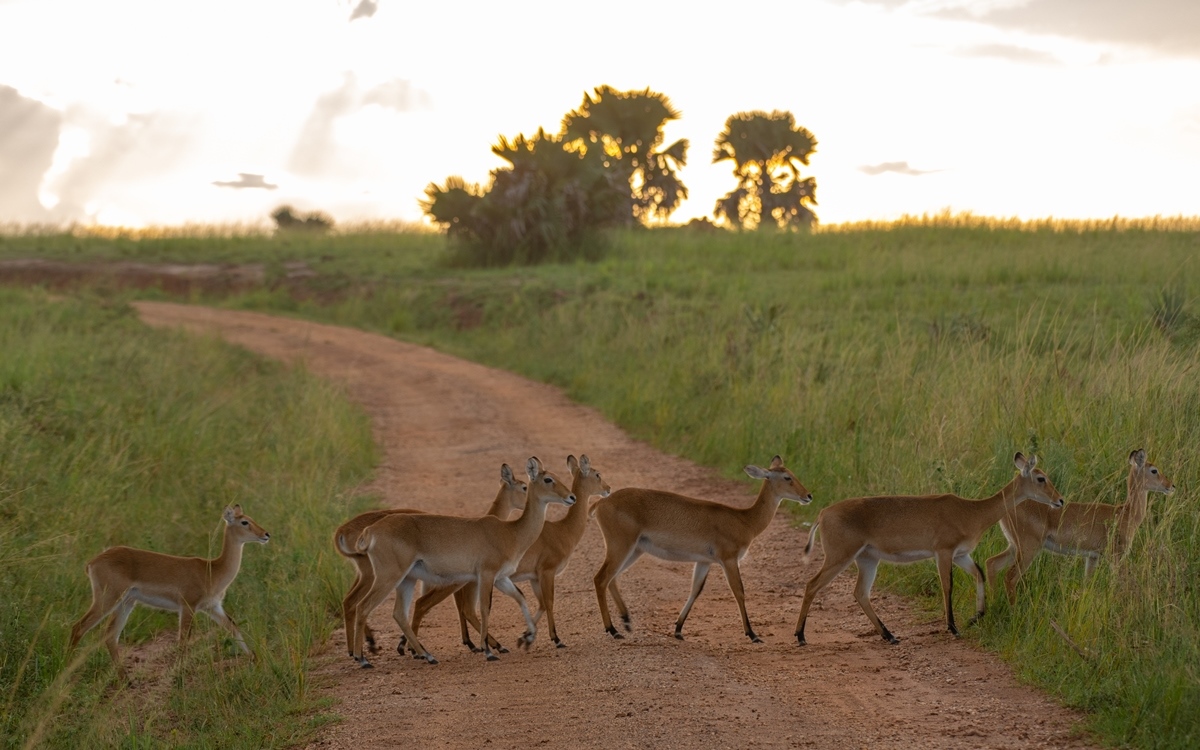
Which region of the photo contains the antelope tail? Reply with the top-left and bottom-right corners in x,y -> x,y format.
335,532 -> 357,556
803,522 -> 820,563
355,528 -> 374,555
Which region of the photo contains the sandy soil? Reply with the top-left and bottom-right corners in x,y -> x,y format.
134,301 -> 1095,750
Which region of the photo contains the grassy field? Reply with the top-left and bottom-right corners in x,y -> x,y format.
0,289 -> 376,748
2,217 -> 1199,748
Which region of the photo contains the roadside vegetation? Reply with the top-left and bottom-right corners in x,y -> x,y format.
0,215 -> 1198,748
0,289 -> 376,748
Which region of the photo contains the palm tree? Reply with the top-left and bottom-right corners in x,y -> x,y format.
561,86 -> 689,224
713,110 -> 817,229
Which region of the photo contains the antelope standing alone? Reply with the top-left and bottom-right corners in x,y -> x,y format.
592,455 -> 811,642
409,454 -> 612,649
334,463 -> 527,656
351,457 -> 575,666
985,448 -> 1174,602
69,505 -> 270,675
796,452 -> 1063,645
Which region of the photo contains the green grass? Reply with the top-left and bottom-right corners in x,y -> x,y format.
2,217 -> 1199,748
0,288 -> 376,748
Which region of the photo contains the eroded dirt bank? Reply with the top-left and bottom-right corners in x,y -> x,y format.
135,301 -> 1094,750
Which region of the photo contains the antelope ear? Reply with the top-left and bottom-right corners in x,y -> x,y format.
526,456 -> 541,481
579,454 -> 591,474
769,455 -> 784,470
1014,452 -> 1028,475
223,506 -> 237,524
1130,449 -> 1146,467
501,463 -> 515,484
566,455 -> 580,474
744,465 -> 769,480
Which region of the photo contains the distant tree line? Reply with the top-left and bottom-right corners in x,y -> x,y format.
270,205 -> 334,232
422,86 -> 818,265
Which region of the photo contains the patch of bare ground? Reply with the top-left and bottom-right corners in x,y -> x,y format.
134,301 -> 1096,750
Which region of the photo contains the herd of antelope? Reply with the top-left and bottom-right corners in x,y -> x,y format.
69,448 -> 1174,674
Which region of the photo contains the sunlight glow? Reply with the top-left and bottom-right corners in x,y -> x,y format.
1,0 -> 1198,228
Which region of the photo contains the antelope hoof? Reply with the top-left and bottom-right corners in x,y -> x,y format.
463,639 -> 481,653
485,652 -> 500,662
795,634 -> 807,647
967,613 -> 984,627
674,632 -> 685,641
749,634 -> 764,644
621,615 -> 632,632
424,655 -> 439,665
554,639 -> 566,649
884,635 -> 900,645
606,626 -> 624,640
367,637 -> 380,655
357,657 -> 373,669
497,644 -> 510,654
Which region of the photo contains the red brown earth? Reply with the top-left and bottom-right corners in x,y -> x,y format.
135,301 -> 1095,750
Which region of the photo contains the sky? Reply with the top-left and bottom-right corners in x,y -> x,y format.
1,0 -> 1198,228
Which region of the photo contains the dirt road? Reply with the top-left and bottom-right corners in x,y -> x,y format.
135,302 -> 1093,750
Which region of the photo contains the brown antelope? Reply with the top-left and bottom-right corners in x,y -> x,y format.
334,463 -> 527,656
68,505 -> 269,675
796,452 -> 1063,646
351,456 -> 575,666
592,455 -> 811,643
985,448 -> 1174,602
409,454 -> 612,649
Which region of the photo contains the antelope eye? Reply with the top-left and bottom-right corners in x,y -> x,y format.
1037,476 -> 1046,483
1151,468 -> 1158,475
241,520 -> 249,526
784,476 -> 793,483
543,477 -> 553,484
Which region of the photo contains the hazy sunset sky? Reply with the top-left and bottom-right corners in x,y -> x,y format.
2,0 -> 1198,228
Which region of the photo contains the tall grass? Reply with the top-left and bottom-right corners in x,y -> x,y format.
0,289 -> 376,748
1,218 -> 1198,747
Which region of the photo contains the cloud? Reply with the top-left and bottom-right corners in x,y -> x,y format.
960,0 -> 1200,56
845,0 -> 1200,57
0,85 -> 63,222
954,43 -> 1060,64
40,109 -> 193,221
362,79 -> 428,112
288,74 -> 429,177
349,0 -> 378,21
858,161 -> 940,176
212,172 -> 278,190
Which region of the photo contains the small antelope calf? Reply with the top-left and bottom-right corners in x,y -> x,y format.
985,448 -> 1174,602
796,452 -> 1062,646
592,455 -> 811,643
351,457 -> 575,666
334,463 -> 527,655
69,505 -> 270,675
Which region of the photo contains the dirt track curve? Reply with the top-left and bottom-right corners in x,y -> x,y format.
135,301 -> 1094,750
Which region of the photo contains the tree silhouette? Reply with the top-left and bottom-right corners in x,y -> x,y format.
270,205 -> 334,232
561,86 -> 689,224
713,110 -> 817,229
422,128 -> 623,265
